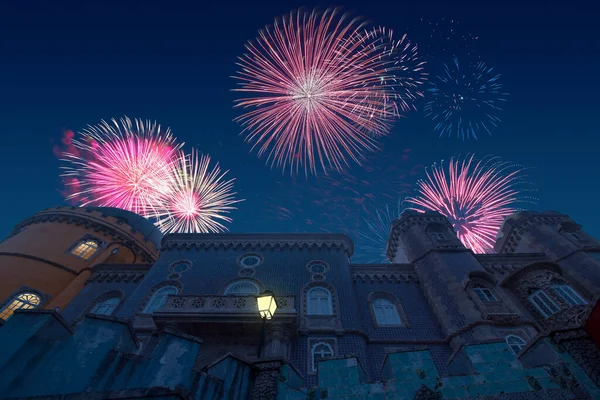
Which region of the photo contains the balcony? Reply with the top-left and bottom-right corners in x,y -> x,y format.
151,294 -> 297,330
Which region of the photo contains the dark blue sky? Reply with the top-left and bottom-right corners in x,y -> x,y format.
0,1 -> 598,260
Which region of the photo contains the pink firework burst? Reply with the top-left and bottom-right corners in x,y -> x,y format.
60,117 -> 182,214
150,149 -> 243,234
404,154 -> 536,253
234,8 -> 426,175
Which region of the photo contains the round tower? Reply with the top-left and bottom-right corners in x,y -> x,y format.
0,206 -> 162,320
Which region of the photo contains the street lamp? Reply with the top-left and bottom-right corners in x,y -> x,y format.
256,290 -> 278,358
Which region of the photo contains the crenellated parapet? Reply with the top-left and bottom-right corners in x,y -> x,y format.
161,232 -> 354,257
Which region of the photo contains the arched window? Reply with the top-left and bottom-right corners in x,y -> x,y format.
0,292 -> 41,320
506,335 -> 527,355
552,285 -> 586,306
91,297 -> 120,316
144,286 -> 178,313
311,342 -> 334,371
472,287 -> 498,302
372,298 -> 402,326
528,290 -> 560,318
70,239 -> 100,260
307,287 -> 332,315
224,280 -> 260,295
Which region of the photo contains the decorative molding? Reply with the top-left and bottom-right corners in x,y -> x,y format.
352,264 -> 417,283
87,264 -> 150,284
161,233 -> 354,256
0,252 -> 79,276
7,210 -> 158,262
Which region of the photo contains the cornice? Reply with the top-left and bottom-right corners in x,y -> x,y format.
351,264 -> 418,283
475,253 -> 551,275
161,233 -> 354,256
495,212 -> 573,254
9,209 -> 158,263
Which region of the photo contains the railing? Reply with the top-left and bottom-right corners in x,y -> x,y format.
157,295 -> 296,317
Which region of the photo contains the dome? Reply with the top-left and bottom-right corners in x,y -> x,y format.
93,207 -> 163,248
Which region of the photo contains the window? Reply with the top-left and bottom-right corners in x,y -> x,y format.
171,262 -> 190,273
307,287 -> 332,315
70,239 -> 100,260
224,280 -> 260,295
506,335 -> 527,355
239,254 -> 262,268
91,297 -> 120,316
566,232 -> 582,241
144,286 -> 178,313
552,285 -> 586,306
432,232 -> 446,241
472,287 -> 498,302
528,290 -> 560,318
0,292 -> 41,320
311,342 -> 334,371
307,262 -> 328,274
372,299 -> 402,326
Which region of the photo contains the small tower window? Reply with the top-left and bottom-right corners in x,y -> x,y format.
144,286 -> 178,313
224,280 -> 260,295
472,287 -> 498,302
566,232 -> 582,241
528,290 -> 560,318
432,232 -> 446,241
70,239 -> 100,261
372,298 -> 402,326
0,292 -> 41,320
506,335 -> 527,355
552,285 -> 586,306
311,342 -> 334,371
91,297 -> 120,316
307,287 -> 333,315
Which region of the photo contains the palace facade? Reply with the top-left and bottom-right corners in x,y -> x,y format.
0,206 -> 599,399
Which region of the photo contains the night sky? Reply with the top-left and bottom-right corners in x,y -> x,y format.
0,1 -> 598,261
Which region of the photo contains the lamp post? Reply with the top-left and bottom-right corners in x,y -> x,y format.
256,290 -> 278,358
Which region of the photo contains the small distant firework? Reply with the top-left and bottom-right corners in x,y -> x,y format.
404,154 -> 535,254
59,117 -> 181,214
410,17 -> 480,64
355,200 -> 402,264
150,150 -> 242,234
233,8 -> 425,175
425,57 -> 508,140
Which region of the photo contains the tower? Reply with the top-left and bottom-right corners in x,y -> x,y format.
0,206 -> 161,320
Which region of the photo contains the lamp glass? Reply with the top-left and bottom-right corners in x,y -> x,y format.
257,293 -> 277,320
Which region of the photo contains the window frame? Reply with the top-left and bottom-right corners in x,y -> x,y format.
0,292 -> 42,320
432,232 -> 447,241
306,287 -> 333,316
552,285 -> 586,306
224,280 -> 260,296
566,232 -> 582,241
91,297 -> 120,316
69,237 -> 102,261
528,290 -> 560,318
472,287 -> 498,302
506,334 -> 527,355
311,341 -> 334,371
372,298 -> 402,327
143,286 -> 179,314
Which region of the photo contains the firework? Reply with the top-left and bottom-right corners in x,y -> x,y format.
425,57 -> 507,140
355,200 -> 402,264
150,150 -> 242,234
59,117 -> 182,214
233,8 -> 426,175
404,154 -> 535,254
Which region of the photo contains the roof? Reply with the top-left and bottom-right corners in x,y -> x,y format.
93,207 -> 163,248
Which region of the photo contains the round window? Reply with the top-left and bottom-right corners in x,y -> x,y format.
172,263 -> 190,273
308,262 -> 328,274
239,254 -> 262,268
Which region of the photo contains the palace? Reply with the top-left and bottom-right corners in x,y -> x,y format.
0,206 -> 599,399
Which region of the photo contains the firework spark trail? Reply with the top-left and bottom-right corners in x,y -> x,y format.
150,149 -> 243,234
59,117 -> 182,215
425,57 -> 507,140
405,154 -> 535,253
234,8 -> 426,175
355,200 -> 403,264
